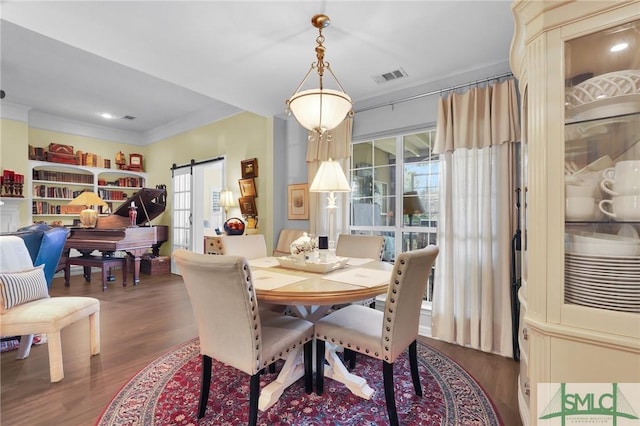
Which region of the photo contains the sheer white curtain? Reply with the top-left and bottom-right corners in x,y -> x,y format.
432,79 -> 520,357
306,118 -> 352,239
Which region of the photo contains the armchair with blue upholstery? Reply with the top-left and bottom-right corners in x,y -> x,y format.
13,223 -> 70,288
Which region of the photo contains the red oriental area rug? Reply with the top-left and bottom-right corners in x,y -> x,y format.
96,338 -> 502,425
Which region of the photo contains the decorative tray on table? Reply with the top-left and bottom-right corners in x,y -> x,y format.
276,256 -> 349,273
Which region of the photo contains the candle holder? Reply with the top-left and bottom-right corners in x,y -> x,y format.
128,205 -> 138,227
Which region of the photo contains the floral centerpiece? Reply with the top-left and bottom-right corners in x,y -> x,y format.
290,232 -> 317,262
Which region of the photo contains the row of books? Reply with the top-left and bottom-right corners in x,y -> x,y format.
31,170 -> 144,188
32,169 -> 93,184
97,189 -> 129,201
100,177 -> 144,188
32,185 -> 86,199
32,202 -> 73,215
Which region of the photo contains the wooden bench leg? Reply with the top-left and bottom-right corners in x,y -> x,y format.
101,267 -> 109,291
47,330 -> 64,382
89,311 -> 100,355
83,266 -> 91,282
121,259 -> 127,287
16,334 -> 34,359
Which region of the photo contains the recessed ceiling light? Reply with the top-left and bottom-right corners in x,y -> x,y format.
100,112 -> 115,119
610,42 -> 628,52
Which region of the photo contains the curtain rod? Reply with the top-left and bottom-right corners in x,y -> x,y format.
171,156 -> 224,172
355,71 -> 514,114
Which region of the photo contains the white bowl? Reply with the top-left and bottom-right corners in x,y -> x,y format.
569,231 -> 640,245
566,241 -> 640,256
566,231 -> 640,256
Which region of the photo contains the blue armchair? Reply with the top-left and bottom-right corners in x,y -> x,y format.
14,224 -> 70,288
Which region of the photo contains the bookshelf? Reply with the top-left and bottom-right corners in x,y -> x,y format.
29,160 -> 147,225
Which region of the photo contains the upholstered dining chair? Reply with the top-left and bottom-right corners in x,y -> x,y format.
335,233 -> 385,260
314,246 -> 440,426
173,249 -> 314,425
334,233 -> 386,314
220,234 -> 268,259
273,229 -> 307,257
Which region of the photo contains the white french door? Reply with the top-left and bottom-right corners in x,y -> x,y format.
171,158 -> 226,274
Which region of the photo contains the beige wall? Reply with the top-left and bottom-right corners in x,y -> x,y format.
0,118 -> 30,221
1,111 -> 275,255
146,111 -> 274,254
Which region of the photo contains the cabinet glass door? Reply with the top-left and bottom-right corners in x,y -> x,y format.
563,19 -> 640,314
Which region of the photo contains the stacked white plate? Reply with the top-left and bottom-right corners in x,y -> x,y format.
565,252 -> 640,313
565,231 -> 640,256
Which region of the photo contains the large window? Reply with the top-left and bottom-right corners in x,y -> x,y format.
350,129 -> 439,301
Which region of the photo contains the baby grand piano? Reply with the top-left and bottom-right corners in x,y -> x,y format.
65,187 -> 169,284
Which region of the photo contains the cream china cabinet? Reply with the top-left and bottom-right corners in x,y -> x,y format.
511,1 -> 640,425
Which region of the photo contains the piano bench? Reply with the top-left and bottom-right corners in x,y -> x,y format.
65,256 -> 128,291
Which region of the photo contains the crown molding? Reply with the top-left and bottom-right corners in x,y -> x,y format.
0,101 -> 32,122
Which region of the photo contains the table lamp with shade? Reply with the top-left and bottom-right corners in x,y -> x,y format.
403,191 -> 425,226
403,191 -> 424,251
68,191 -> 108,228
219,189 -> 235,221
309,158 -> 351,246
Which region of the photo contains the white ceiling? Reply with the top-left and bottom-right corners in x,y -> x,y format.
0,1 -> 515,144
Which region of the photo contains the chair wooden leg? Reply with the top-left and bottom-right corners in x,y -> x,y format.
198,355 -> 212,419
304,340 -> 313,394
409,340 -> 422,396
315,339 -> 325,395
344,348 -> 356,369
249,373 -> 260,426
383,361 -> 399,426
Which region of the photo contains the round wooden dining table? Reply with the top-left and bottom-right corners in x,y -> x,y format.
249,257 -> 393,411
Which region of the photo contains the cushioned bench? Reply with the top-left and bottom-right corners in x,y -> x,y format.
0,296 -> 100,382
0,234 -> 101,382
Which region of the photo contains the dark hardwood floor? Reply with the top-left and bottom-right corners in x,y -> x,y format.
1,270 -> 522,426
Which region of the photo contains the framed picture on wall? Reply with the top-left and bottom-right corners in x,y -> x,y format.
239,196 -> 257,216
241,158 -> 258,178
287,183 -> 309,220
238,178 -> 257,197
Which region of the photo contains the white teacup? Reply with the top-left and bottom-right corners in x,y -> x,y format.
600,160 -> 640,196
566,181 -> 598,198
566,196 -> 598,221
599,195 -> 640,221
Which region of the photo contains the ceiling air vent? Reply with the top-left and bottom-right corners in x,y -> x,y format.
122,115 -> 136,120
372,67 -> 408,84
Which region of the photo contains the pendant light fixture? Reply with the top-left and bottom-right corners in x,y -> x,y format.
285,14 -> 353,143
